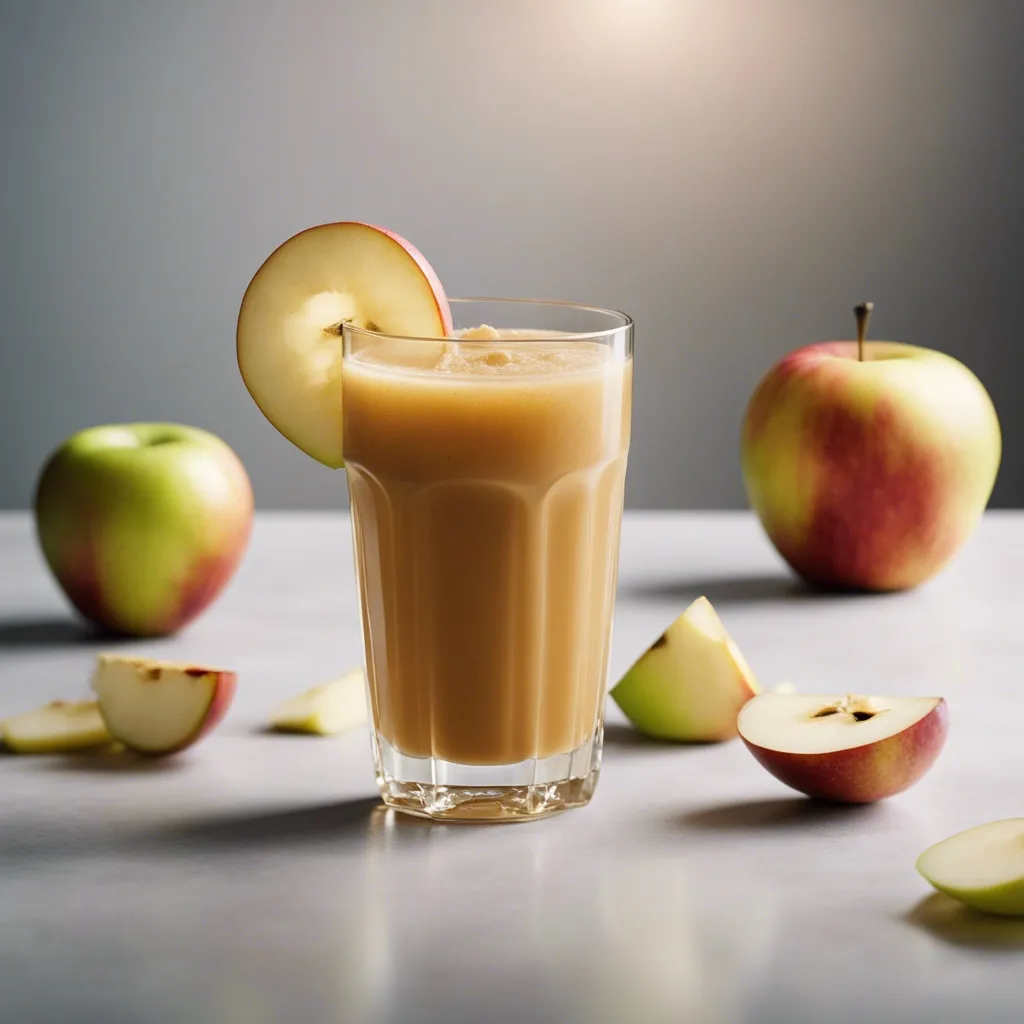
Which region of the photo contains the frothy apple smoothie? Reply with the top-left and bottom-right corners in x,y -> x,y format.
342,326 -> 632,767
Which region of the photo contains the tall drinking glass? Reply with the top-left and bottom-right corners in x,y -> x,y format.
342,299 -> 633,821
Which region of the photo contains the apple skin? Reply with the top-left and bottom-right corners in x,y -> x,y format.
174,669 -> 237,753
742,698 -> 949,803
741,341 -> 1001,591
34,424 -> 253,637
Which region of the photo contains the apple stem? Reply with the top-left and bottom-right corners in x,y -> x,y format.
854,302 -> 874,363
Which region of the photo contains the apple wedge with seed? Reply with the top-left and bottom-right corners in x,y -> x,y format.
738,691 -> 948,802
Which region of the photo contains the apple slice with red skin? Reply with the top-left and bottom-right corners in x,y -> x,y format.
92,654 -> 236,755
237,221 -> 453,468
737,692 -> 948,803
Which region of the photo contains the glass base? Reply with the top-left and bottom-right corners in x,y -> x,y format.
373,727 -> 603,823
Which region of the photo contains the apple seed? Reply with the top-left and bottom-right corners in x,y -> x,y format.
809,694 -> 887,723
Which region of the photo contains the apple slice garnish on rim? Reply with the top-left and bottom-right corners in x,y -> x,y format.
92,654 -> 237,755
237,222 -> 453,468
738,692 -> 948,803
2,700 -> 113,754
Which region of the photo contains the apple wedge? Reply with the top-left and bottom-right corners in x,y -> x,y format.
738,692 -> 948,803
610,597 -> 759,741
2,700 -> 113,754
917,820 -> 1024,916
237,221 -> 452,468
270,668 -> 368,736
92,654 -> 236,755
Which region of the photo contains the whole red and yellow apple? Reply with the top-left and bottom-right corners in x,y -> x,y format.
34,424 -> 253,636
741,306 -> 1001,591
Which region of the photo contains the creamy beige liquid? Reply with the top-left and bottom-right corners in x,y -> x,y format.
342,328 -> 632,765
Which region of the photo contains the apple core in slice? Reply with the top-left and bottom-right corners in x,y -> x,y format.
917,819 -> 1024,916
237,222 -> 453,468
737,692 -> 948,802
92,654 -> 237,755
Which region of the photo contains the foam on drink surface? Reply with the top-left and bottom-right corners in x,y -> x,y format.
348,325 -> 610,379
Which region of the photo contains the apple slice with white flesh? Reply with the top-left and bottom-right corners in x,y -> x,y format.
738,692 -> 948,803
2,700 -> 113,753
610,597 -> 759,741
917,820 -> 1024,916
237,222 -> 453,468
92,654 -> 237,755
270,668 -> 368,735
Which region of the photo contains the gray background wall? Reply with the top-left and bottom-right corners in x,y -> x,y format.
1,0 -> 1020,510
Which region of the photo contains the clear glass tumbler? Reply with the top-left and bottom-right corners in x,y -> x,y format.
342,299 -> 633,821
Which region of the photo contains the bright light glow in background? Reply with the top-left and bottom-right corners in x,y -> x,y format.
0,1 -> 1018,510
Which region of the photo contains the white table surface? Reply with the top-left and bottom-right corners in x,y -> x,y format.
2,511 -> 1023,1024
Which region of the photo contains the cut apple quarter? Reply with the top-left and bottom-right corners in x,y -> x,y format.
917,819 -> 1024,916
92,654 -> 237,755
738,692 -> 948,803
610,596 -> 759,742
270,668 -> 368,736
2,700 -> 113,753
237,222 -> 453,468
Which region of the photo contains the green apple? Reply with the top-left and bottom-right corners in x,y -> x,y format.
741,304 -> 1001,591
34,424 -> 253,636
610,597 -> 759,741
270,668 -> 368,735
2,700 -> 113,753
738,692 -> 948,802
917,819 -> 1024,916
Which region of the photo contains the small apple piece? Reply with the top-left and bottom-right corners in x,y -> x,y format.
610,597 -> 759,741
917,820 -> 1024,917
738,692 -> 948,803
34,424 -> 253,637
92,654 -> 237,755
237,222 -> 453,468
270,668 -> 368,735
2,700 -> 113,754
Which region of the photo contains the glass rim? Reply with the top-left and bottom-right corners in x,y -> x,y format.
343,296 -> 634,345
